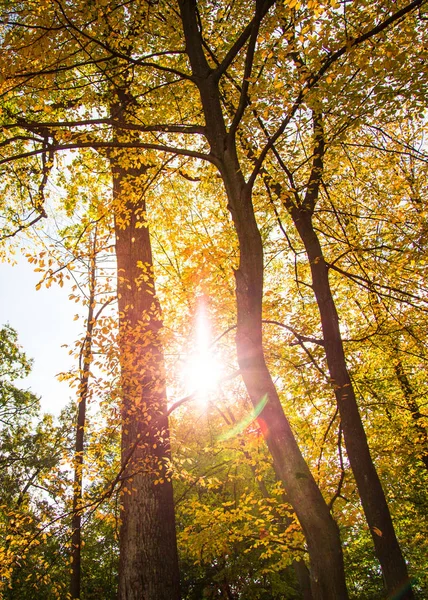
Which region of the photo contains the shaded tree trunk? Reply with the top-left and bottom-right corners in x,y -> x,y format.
293,559 -> 314,600
178,1 -> 348,597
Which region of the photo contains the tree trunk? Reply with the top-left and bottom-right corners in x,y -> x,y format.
291,208 -> 414,600
178,2 -> 349,597
393,355 -> 428,471
112,159 -> 180,600
70,235 -> 96,599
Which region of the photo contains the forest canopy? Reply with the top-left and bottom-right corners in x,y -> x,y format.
0,0 -> 427,599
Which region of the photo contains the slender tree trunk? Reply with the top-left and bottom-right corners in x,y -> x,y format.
291,207 -> 414,599
70,235 -> 96,599
393,355 -> 428,471
276,109 -> 415,599
112,157 -> 180,600
178,2 -> 348,597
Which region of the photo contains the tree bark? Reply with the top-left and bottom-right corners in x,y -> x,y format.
112,155 -> 180,599
227,162 -> 348,600
293,559 -> 314,600
178,1 -> 349,597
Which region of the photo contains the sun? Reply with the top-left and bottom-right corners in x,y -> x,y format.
182,304 -> 221,404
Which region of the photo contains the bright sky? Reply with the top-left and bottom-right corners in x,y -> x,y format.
0,255 -> 80,415
180,302 -> 223,412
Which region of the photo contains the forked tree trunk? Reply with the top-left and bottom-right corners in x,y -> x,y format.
178,1 -> 348,597
112,157 -> 180,600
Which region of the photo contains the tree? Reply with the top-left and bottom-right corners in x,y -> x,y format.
0,3 -> 183,597
0,325 -> 71,598
68,224 -> 113,599
0,0 -> 426,597
175,1 -> 349,596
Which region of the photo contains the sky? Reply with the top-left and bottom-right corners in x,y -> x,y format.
0,254 -> 81,415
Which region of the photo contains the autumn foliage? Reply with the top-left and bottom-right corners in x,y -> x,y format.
0,0 -> 427,599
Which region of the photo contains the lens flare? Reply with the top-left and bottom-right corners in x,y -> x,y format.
217,394 -> 268,441
182,304 -> 221,404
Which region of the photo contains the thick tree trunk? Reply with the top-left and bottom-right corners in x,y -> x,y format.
292,209 -> 414,600
178,2 -> 349,597
113,161 -> 180,600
